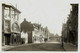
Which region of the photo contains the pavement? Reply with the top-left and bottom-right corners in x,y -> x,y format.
2,45 -> 16,51
2,43 -> 33,51
63,42 -> 78,51
2,43 -> 65,51
2,43 -> 44,51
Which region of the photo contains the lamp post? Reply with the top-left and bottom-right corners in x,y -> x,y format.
62,34 -> 63,47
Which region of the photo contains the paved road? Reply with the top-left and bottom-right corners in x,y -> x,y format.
7,43 -> 65,51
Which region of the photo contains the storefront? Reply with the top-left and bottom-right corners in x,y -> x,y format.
2,3 -> 21,46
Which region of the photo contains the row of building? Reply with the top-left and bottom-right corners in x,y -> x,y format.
1,3 -> 50,46
20,19 -> 50,44
62,4 -> 78,46
32,23 -> 49,43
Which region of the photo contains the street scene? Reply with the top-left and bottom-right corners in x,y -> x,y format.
1,0 -> 78,51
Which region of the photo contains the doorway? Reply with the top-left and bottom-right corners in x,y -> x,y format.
5,34 -> 11,45
28,32 -> 32,43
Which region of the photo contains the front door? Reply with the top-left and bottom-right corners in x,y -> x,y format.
5,34 -> 10,45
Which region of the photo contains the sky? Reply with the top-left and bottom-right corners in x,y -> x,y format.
0,0 -> 78,36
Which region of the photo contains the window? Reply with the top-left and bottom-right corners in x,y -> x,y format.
4,7 -> 10,19
11,8 -> 15,19
14,11 -> 17,20
4,20 -> 10,32
12,23 -> 19,31
11,9 -> 19,21
17,13 -> 19,20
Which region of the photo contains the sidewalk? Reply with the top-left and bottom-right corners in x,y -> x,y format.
2,44 -> 28,51
63,43 -> 78,51
2,43 -> 42,51
2,45 -> 16,51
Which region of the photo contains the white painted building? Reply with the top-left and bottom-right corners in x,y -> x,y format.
32,23 -> 45,43
21,31 -> 28,44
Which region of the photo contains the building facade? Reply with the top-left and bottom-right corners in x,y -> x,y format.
32,23 -> 50,43
32,23 -> 44,43
62,4 -> 78,46
20,19 -> 34,43
67,4 -> 78,46
2,3 -> 21,46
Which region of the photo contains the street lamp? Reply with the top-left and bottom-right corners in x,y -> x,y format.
62,35 -> 63,47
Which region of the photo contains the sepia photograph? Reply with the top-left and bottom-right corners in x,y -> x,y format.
0,0 -> 79,52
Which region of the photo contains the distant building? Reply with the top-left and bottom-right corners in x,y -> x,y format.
32,23 -> 44,43
54,34 -> 61,42
32,23 -> 50,43
49,33 -> 61,42
20,19 -> 34,43
49,33 -> 54,40
2,3 -> 21,46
